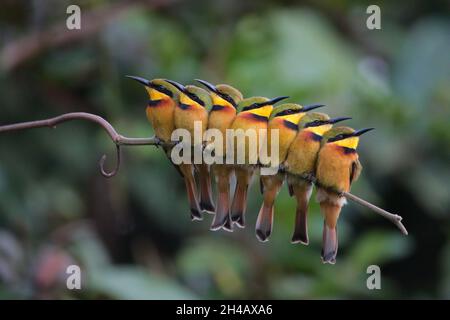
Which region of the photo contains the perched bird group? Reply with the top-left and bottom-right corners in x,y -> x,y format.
127,76 -> 373,264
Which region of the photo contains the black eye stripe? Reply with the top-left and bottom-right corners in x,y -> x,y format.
186,92 -> 205,107
274,109 -> 300,117
150,84 -> 173,97
328,133 -> 353,142
219,93 -> 237,108
304,120 -> 327,128
242,103 -> 260,112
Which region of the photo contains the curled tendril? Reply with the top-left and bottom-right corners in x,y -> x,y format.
99,144 -> 121,178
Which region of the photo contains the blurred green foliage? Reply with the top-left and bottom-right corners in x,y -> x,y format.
0,0 -> 449,299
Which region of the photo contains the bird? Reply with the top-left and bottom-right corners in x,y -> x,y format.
283,113 -> 351,245
255,103 -> 326,242
315,126 -> 374,264
127,76 -> 188,180
164,79 -> 214,221
126,76 -> 178,146
228,95 -> 289,228
195,79 -> 244,231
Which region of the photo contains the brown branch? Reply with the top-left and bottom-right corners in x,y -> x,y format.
0,112 -> 167,177
294,174 -> 408,235
1,112 -> 408,235
342,191 -> 408,235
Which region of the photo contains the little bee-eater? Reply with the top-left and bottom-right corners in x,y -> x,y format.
315,126 -> 374,264
126,76 -> 178,145
165,79 -> 214,221
195,79 -> 244,231
255,103 -> 325,242
283,113 -> 351,245
229,95 -> 289,228
127,76 -> 188,177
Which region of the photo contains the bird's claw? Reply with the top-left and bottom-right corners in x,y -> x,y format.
153,136 -> 163,148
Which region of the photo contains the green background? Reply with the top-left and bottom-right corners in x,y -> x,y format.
0,0 -> 449,299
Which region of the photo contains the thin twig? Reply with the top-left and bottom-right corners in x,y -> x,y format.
342,191 -> 408,235
0,112 -> 167,177
290,174 -> 408,235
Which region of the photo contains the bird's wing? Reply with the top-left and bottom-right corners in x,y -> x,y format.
350,158 -> 362,185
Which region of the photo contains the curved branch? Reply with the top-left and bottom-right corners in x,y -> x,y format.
0,112 -> 409,235
300,176 -> 408,235
0,112 -> 169,177
99,144 -> 122,178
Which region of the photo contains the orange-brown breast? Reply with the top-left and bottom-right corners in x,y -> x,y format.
315,144 -> 358,192
208,107 -> 236,132
146,98 -> 176,142
229,112 -> 269,164
208,107 -> 236,153
285,130 -> 322,176
174,104 -> 208,144
266,117 -> 298,163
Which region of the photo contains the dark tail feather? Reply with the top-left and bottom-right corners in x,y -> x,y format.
255,203 -> 274,242
222,215 -> 233,232
288,183 -> 294,197
291,184 -> 312,245
197,163 -> 215,214
255,175 -> 283,242
210,185 -> 231,231
181,164 -> 202,221
321,223 -> 338,264
211,165 -> 233,232
291,200 -> 309,244
230,171 -> 251,228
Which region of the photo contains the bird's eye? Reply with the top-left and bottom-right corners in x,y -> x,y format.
221,93 -> 236,107
152,84 -> 173,97
188,93 -> 205,106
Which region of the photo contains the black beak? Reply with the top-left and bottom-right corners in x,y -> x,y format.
164,79 -> 186,93
302,103 -> 325,112
126,75 -> 151,86
353,128 -> 375,136
195,79 -> 219,94
261,96 -> 289,107
327,117 -> 352,124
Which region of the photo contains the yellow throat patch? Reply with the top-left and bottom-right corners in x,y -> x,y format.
180,92 -> 202,108
212,93 -> 233,108
334,136 -> 359,149
280,113 -> 303,125
147,87 -> 171,101
250,105 -> 273,118
308,124 -> 332,136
